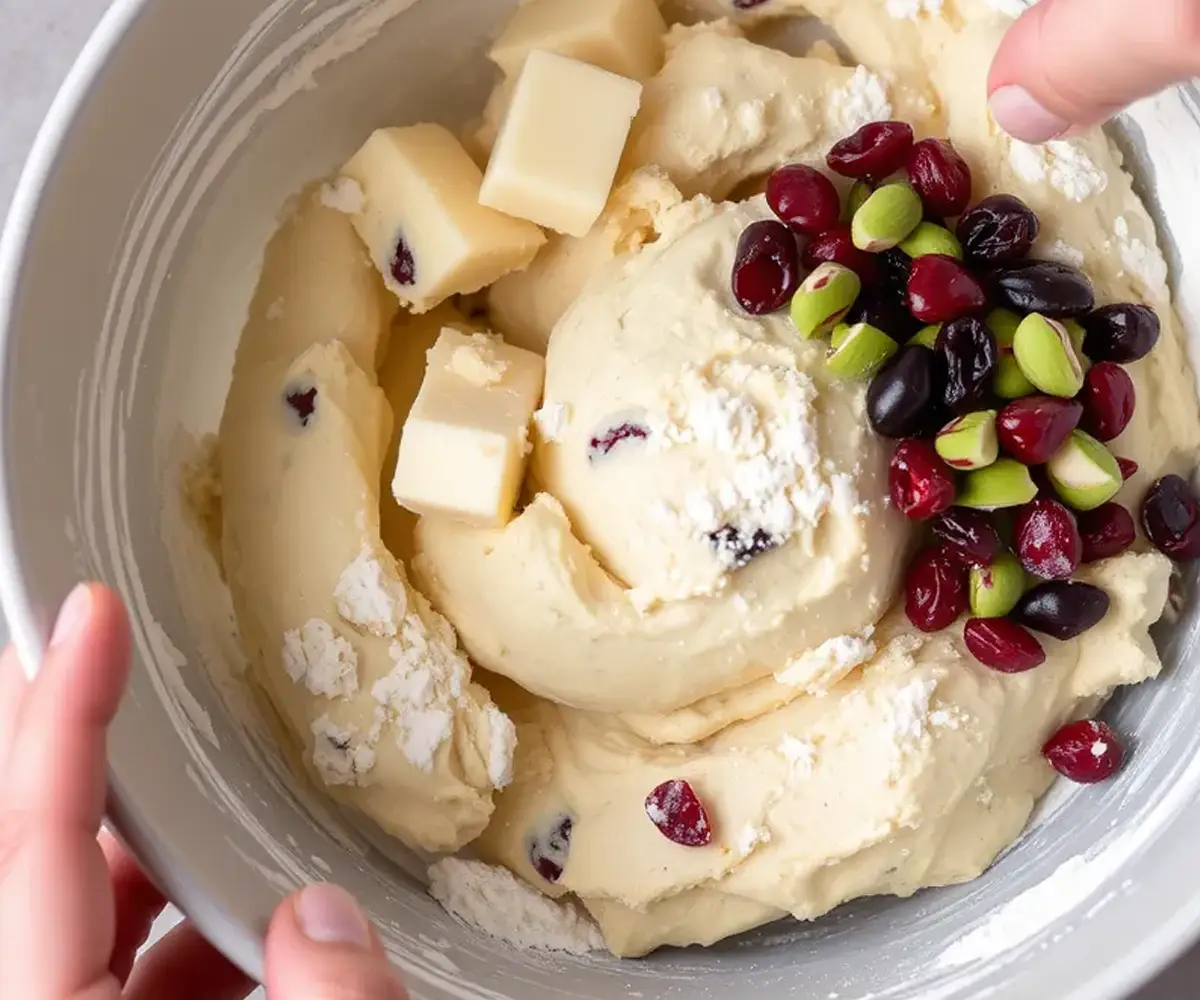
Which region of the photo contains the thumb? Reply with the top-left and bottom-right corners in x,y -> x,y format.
987,0 -> 1200,142
265,885 -> 408,999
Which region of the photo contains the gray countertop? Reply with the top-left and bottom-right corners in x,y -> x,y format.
0,2 -> 1196,996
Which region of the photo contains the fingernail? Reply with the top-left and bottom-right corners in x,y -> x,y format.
50,585 -> 91,648
989,85 -> 1070,143
295,884 -> 373,950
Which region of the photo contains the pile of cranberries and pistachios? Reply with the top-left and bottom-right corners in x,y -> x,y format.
725,118 -> 1200,789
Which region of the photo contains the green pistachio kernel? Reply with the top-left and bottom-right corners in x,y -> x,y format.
790,262 -> 862,340
936,410 -> 999,471
1047,430 -> 1122,511
986,308 -> 1023,347
899,222 -> 963,260
989,308 -> 1037,398
1013,313 -> 1085,398
845,180 -> 873,220
851,182 -> 923,253
826,322 -> 899,380
958,459 -> 1039,511
1063,318 -> 1091,374
970,552 -> 1025,618
910,324 -> 942,349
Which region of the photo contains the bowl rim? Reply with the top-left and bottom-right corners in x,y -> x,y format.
1,2 -> 1199,997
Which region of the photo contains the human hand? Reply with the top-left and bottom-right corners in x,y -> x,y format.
0,583 -> 410,999
988,0 -> 1200,142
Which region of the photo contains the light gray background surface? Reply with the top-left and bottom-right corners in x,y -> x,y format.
0,1 -> 1196,996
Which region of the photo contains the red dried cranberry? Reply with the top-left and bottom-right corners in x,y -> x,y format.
767,164 -> 841,235
285,385 -> 318,427
1081,304 -> 1161,363
905,547 -> 969,632
1142,474 -> 1200,560
931,508 -> 1003,566
963,618 -> 1046,673
1043,720 -> 1126,783
991,260 -> 1094,318
935,317 -> 997,414
956,194 -> 1040,265
1117,457 -> 1139,481
1079,362 -> 1135,442
889,440 -> 956,520
645,780 -> 713,847
826,121 -> 915,180
391,234 -> 416,286
709,525 -> 779,569
1077,503 -> 1137,563
867,346 -> 946,439
1011,581 -> 1111,639
906,138 -> 972,217
731,220 -> 801,315
802,224 -> 880,284
588,422 -> 649,461
908,255 -> 988,324
528,815 -> 573,882
996,396 -> 1083,465
1014,498 -> 1082,579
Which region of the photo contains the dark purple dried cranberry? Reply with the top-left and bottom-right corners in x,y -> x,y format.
645,780 -> 713,846
931,508 -> 1003,567
1080,362 -> 1135,442
803,224 -> 880,284
876,247 -> 913,304
908,255 -> 988,325
709,525 -> 779,569
391,234 -> 416,286
826,121 -> 915,180
285,385 -> 318,427
588,421 -> 649,461
905,546 -> 969,632
846,292 -> 920,342
1011,581 -> 1111,640
732,0 -> 770,7
1043,720 -> 1125,783
866,345 -> 946,438
990,260 -> 1095,318
906,138 -> 973,217
1078,503 -> 1137,563
1142,474 -> 1200,560
767,164 -> 841,235
964,618 -> 1045,673
528,814 -> 574,882
956,194 -> 1040,265
935,317 -> 998,414
1081,304 -> 1161,363
732,220 -> 801,315
1014,498 -> 1082,580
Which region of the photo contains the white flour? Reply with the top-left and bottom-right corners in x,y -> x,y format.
335,546 -> 408,637
282,618 -> 359,699
828,66 -> 893,135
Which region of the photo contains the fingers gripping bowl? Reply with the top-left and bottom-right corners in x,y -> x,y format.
5,0 -> 1200,996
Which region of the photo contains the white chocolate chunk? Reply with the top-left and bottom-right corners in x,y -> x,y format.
480,52 -> 642,238
489,0 -> 667,82
340,125 -> 545,314
392,329 -> 546,527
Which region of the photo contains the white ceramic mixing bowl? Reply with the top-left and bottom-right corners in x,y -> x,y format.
3,1 -> 1200,997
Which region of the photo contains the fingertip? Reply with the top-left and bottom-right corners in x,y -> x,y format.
45,583 -> 132,717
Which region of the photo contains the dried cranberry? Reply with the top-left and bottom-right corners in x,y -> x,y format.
1142,474 -> 1200,560
846,292 -> 920,342
767,164 -> 841,235
905,547 -> 969,632
802,224 -> 880,284
889,440 -> 957,520
528,814 -> 574,882
645,780 -> 713,847
908,255 -> 988,325
391,234 -> 416,286
285,385 -> 318,427
1012,581 -> 1111,639
906,138 -> 972,217
588,421 -> 649,461
826,121 -> 915,180
935,317 -> 998,414
731,219 -> 801,315
996,396 -> 1083,465
732,0 -> 770,7
1077,503 -> 1137,563
1076,362 -> 1135,443
991,260 -> 1095,318
708,525 -> 779,569
963,618 -> 1046,673
931,508 -> 1003,566
1043,720 -> 1126,783
867,346 -> 946,438
876,247 -> 913,303
1117,457 -> 1139,481
1014,498 -> 1082,579
1081,303 -> 1161,363
956,194 -> 1040,266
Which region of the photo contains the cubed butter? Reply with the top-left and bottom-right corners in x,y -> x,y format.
340,124 -> 545,314
489,0 -> 667,81
480,52 -> 642,238
392,329 -> 545,527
